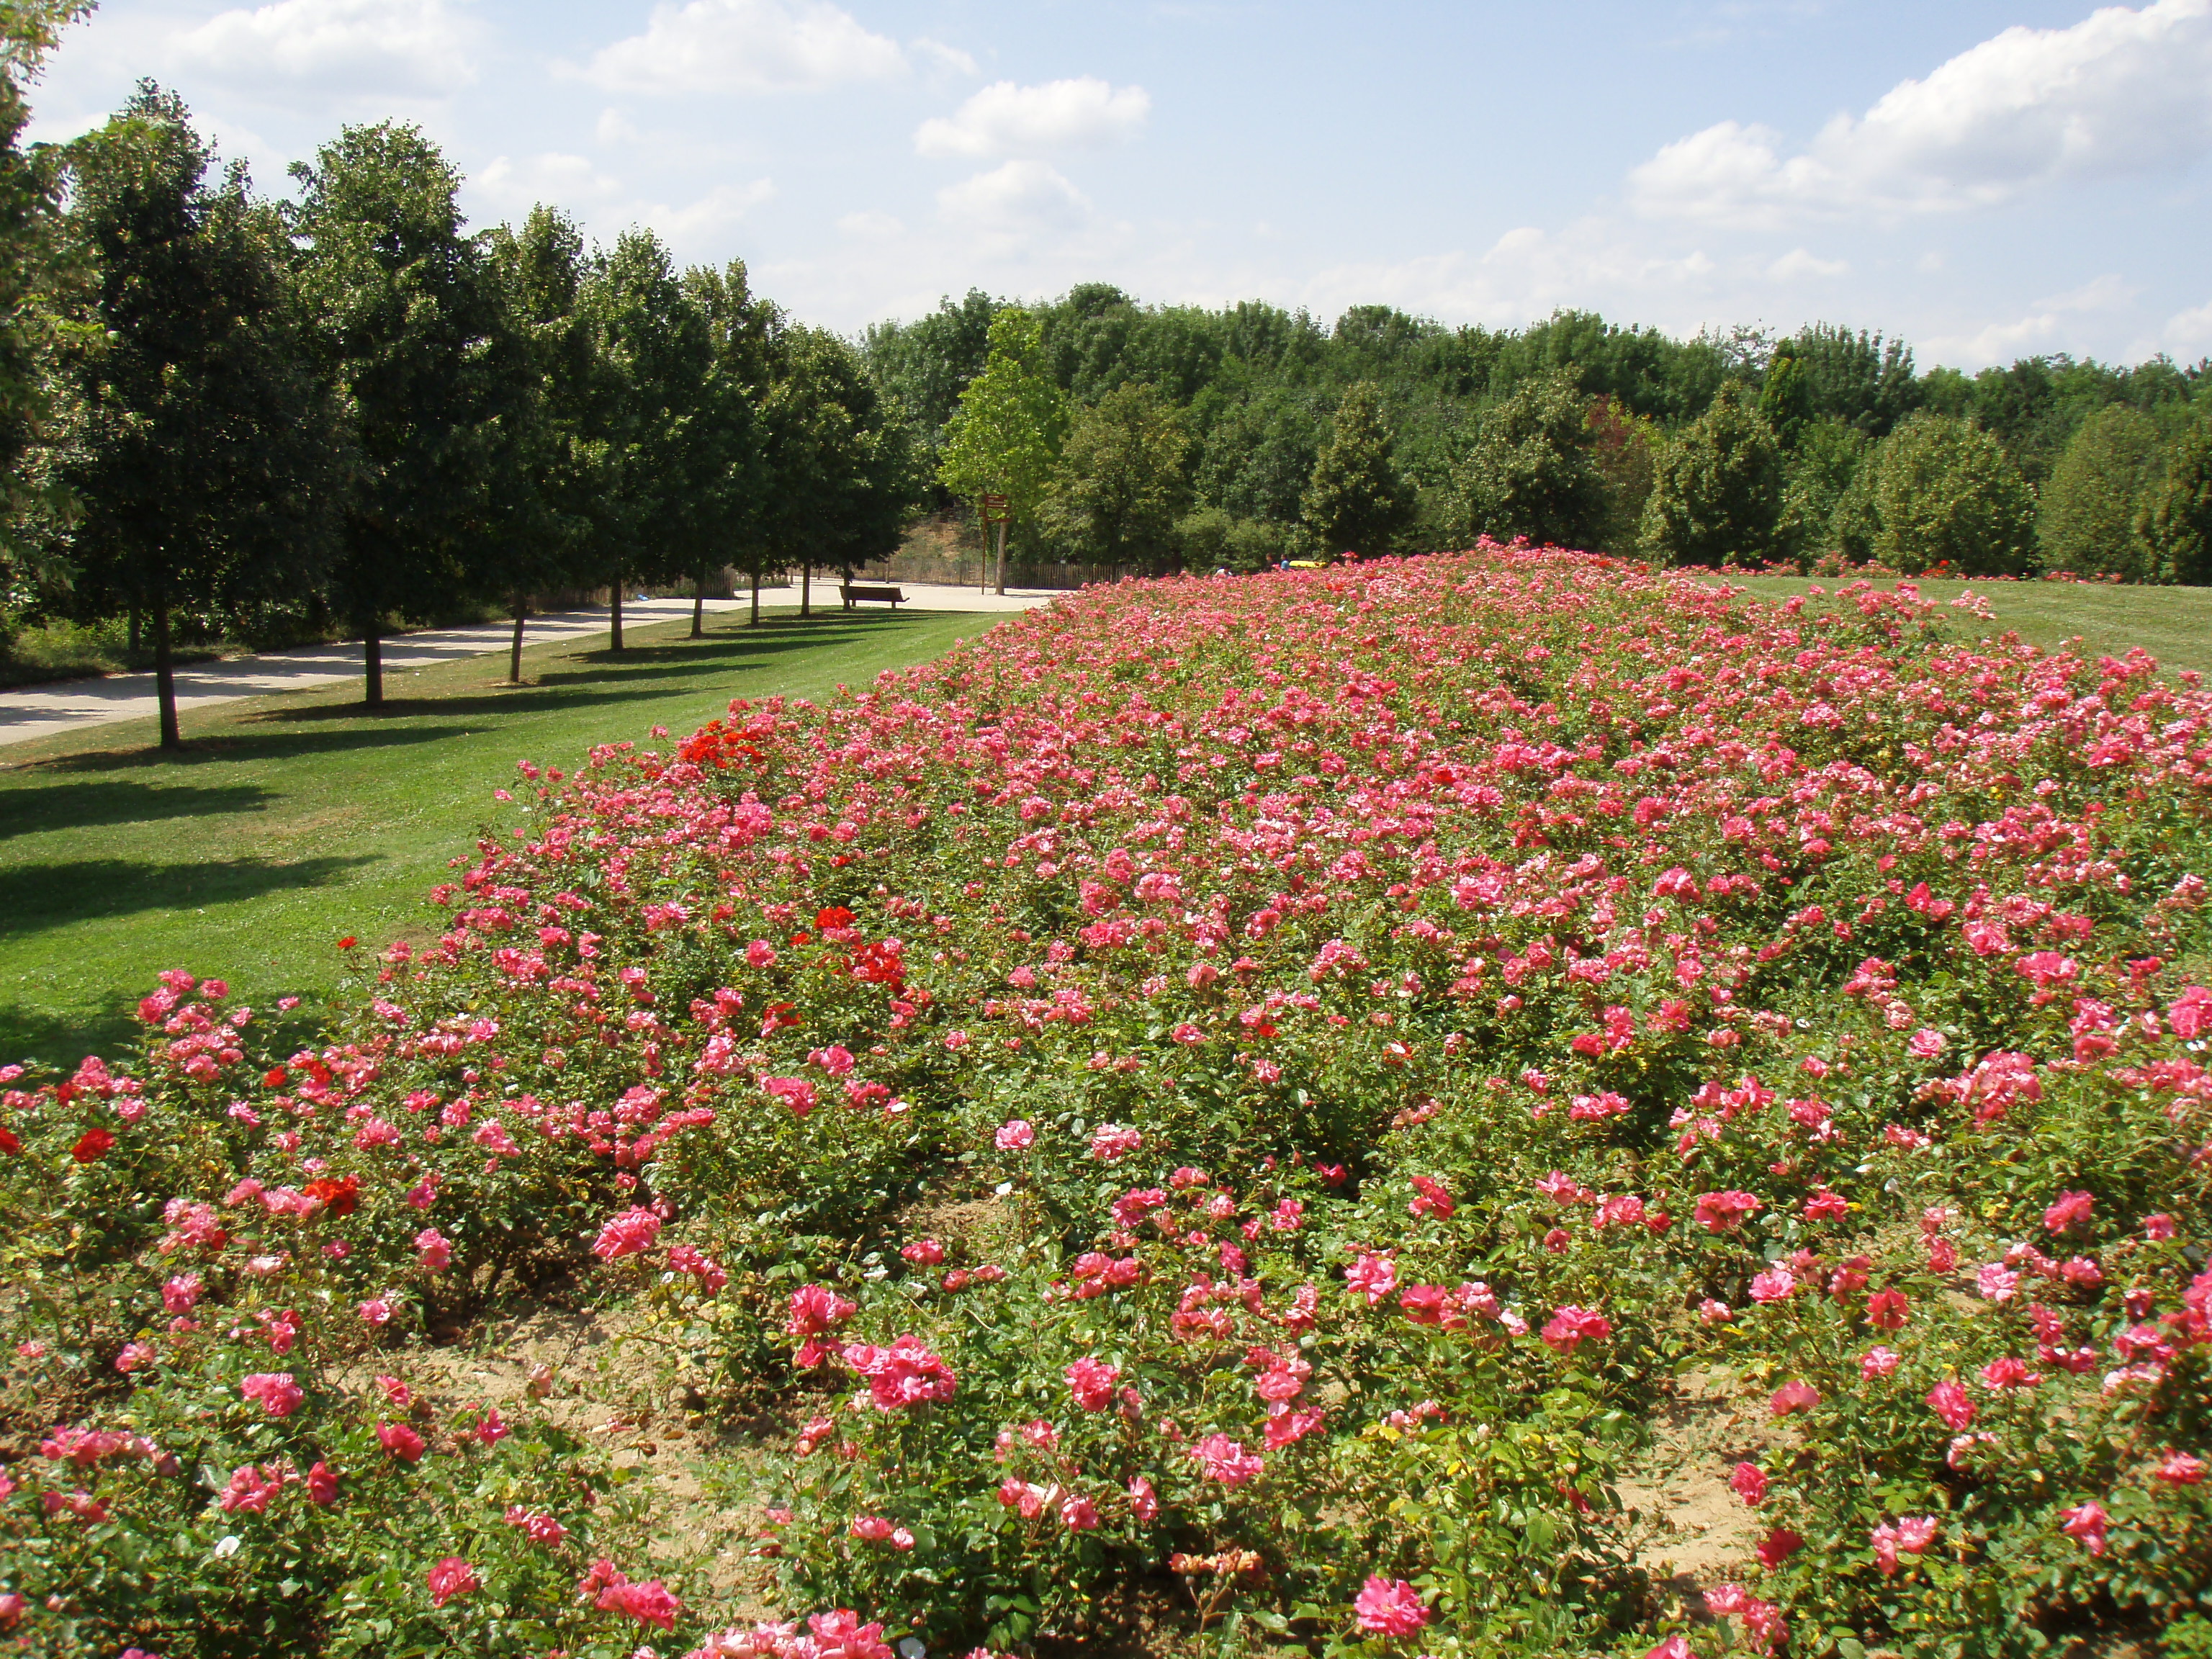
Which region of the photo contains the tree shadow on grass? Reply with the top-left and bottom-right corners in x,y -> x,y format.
12,723 -> 481,774
0,778 -> 275,840
0,999 -> 136,1071
0,854 -> 379,939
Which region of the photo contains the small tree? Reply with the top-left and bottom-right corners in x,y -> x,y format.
1039,382 -> 1190,575
1444,372 -> 1605,550
1847,412 -> 2036,577
2139,417 -> 2212,586
1301,382 -> 1411,556
2038,403 -> 2165,580
938,307 -> 1067,593
57,83 -> 340,747
1777,418 -> 1871,565
1638,380 -> 1784,567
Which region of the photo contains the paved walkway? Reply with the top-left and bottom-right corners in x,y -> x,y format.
0,581 -> 1064,749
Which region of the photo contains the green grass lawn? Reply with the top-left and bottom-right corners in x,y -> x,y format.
0,606 -> 987,1069
1717,573 -> 2212,677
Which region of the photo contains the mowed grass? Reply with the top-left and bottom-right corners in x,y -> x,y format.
1719,572 -> 2212,677
0,606 -> 986,1069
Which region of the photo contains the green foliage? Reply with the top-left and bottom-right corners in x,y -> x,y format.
1038,381 -> 1191,574
289,122 -> 529,691
860,287 -> 999,456
1778,418 -> 1873,564
1301,381 -> 1412,554
1637,380 -> 1784,566
1194,389 -> 1323,526
2140,416 -> 2212,586
760,322 -> 916,591
2038,403 -> 2167,580
1442,372 -> 1606,550
52,82 -> 343,745
937,308 -> 1069,532
1776,322 -> 1923,439
1845,412 -> 2038,577
0,0 -> 90,616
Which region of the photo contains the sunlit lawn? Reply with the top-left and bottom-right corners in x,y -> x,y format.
0,606 -> 986,1069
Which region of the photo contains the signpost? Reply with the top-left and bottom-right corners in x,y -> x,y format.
979,493 -> 1011,595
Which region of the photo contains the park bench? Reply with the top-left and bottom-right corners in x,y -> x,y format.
840,584 -> 905,610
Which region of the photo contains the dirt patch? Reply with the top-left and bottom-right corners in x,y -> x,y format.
1615,1367 -> 1789,1585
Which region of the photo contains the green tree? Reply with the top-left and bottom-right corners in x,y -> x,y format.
55,83 -> 341,747
678,258 -> 773,632
760,323 -> 914,616
1195,390 -> 1321,526
572,228 -> 712,649
0,0 -> 91,618
2139,417 -> 2212,586
1443,372 -> 1605,550
2038,403 -> 2165,580
938,307 -> 1068,594
1843,412 -> 2037,577
1039,382 -> 1190,575
480,204 -> 595,680
1777,418 -> 1871,565
290,122 -> 526,706
1637,380 -> 1784,567
1301,381 -> 1411,555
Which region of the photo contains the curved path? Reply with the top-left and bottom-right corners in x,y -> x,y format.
0,583 -> 1062,748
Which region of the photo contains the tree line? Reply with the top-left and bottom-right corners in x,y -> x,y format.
0,20 -> 912,746
879,284 -> 2212,586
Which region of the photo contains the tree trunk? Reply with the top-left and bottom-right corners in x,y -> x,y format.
364,626 -> 383,708
609,572 -> 624,652
153,591 -> 181,750
750,564 -> 760,626
801,561 -> 811,619
995,521 -> 1008,597
691,571 -> 706,638
509,595 -> 527,684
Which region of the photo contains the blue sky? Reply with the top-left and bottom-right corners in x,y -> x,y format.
24,0 -> 2212,367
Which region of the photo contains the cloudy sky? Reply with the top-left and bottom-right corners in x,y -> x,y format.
24,0 -> 2212,367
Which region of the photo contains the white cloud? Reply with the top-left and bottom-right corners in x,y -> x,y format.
641,178 -> 778,243
175,0 -> 481,96
597,108 -> 642,145
2165,296 -> 2212,354
1923,274 -> 2139,367
477,152 -> 626,212
912,37 -> 979,76
915,78 -> 1149,159
585,0 -> 904,94
1766,247 -> 1846,280
1631,0 -> 2212,225
937,158 -> 1092,230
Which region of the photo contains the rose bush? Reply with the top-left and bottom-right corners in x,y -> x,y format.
2,547 -> 2208,1657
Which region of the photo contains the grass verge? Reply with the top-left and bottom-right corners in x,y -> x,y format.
0,604 -> 986,1067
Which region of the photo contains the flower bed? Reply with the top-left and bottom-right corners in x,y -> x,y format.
4,548 -> 2209,1658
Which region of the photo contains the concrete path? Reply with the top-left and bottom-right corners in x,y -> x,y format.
0,580 -> 1066,749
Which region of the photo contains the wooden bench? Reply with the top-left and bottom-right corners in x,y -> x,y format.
839,584 -> 905,610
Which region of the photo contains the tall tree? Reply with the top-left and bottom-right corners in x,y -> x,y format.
569,228 -> 710,651
1301,381 -> 1411,556
1039,381 -> 1190,575
2038,403 -> 2165,580
938,307 -> 1067,594
2139,416 -> 2212,586
480,204 -> 593,681
290,122 -> 521,706
678,258 -> 773,634
0,0 -> 91,619
1444,371 -> 1605,550
1638,381 -> 1784,567
759,325 -> 914,616
56,83 -> 341,747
